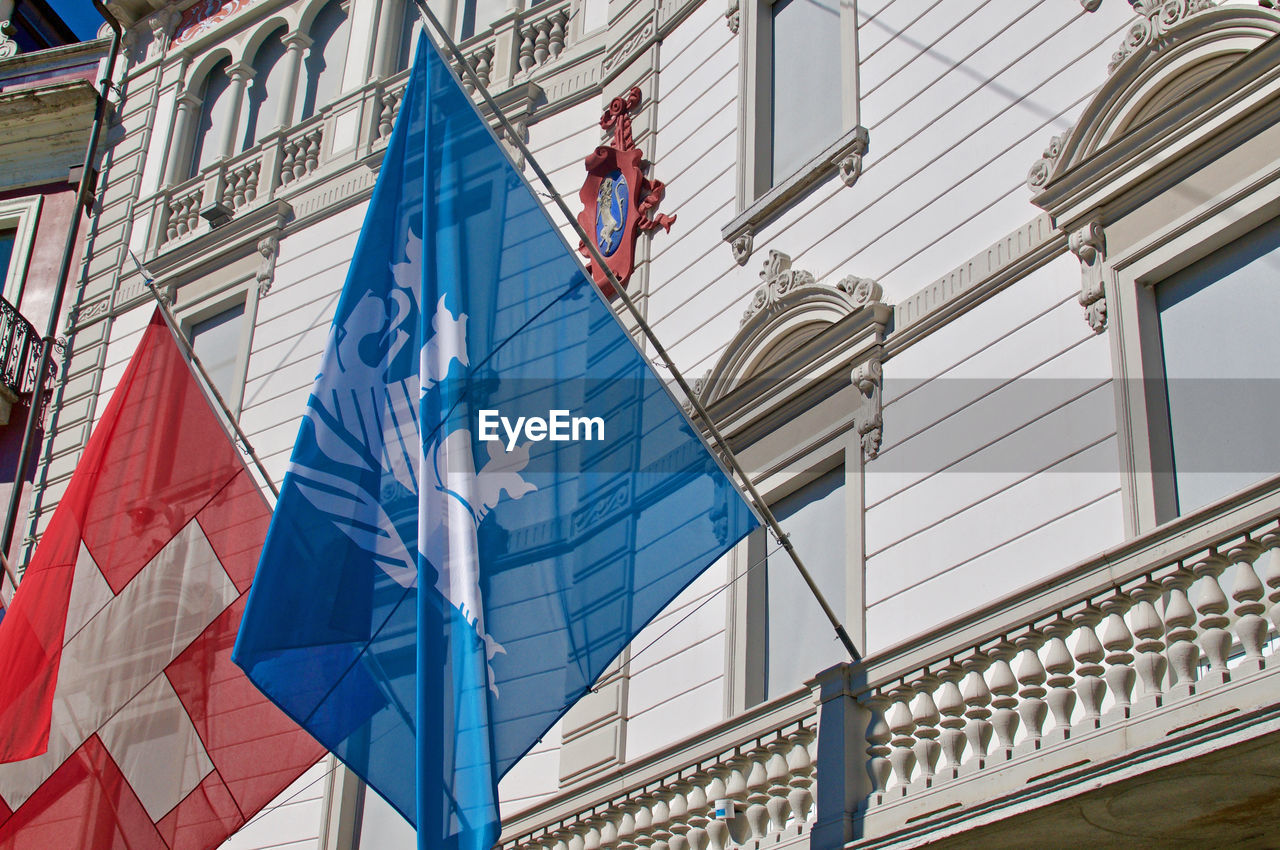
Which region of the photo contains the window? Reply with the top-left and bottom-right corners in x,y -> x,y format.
0,197 -> 41,309
757,466 -> 847,701
243,29 -> 290,148
299,0 -> 351,120
1153,216 -> 1280,516
767,0 -> 842,186
187,300 -> 249,410
191,58 -> 235,176
739,0 -> 862,198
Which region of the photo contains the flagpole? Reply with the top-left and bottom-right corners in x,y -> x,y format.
131,263 -> 280,500
414,6 -> 861,665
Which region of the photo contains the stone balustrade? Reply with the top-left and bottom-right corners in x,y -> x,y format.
500,695 -> 818,850
834,478 -> 1280,843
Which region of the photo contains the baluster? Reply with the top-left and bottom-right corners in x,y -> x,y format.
960,655 -> 993,770
1162,566 -> 1199,700
723,756 -> 752,845
742,748 -> 770,840
786,728 -> 814,825
863,693 -> 892,802
616,804 -> 638,850
582,821 -> 603,850
1228,541 -> 1268,674
475,48 -> 493,87
304,130 -> 321,176
1043,617 -> 1076,742
549,11 -> 567,59
935,666 -> 966,781
886,688 -> 917,792
683,779 -> 710,850
533,19 -> 551,66
1130,580 -> 1168,712
1255,532 -> 1280,653
246,162 -> 259,203
280,140 -> 298,184
702,770 -> 728,850
910,678 -> 941,787
1101,592 -> 1136,720
1071,607 -> 1105,730
1190,552 -> 1231,688
667,781 -> 690,850
518,28 -> 536,71
988,642 -> 1020,761
1014,631 -> 1047,752
763,740 -> 792,834
645,792 -> 668,850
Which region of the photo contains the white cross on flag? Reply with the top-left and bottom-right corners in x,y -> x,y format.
0,311 -> 323,848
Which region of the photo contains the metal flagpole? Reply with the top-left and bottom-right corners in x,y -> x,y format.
413,5 -> 861,663
129,253 -> 280,500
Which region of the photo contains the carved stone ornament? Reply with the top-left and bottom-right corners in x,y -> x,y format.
576,87 -> 677,299
1081,0 -> 1102,10
256,234 -> 279,298
725,0 -> 740,33
835,127 -> 871,188
1068,220 -> 1108,334
730,231 -> 753,266
740,251 -> 817,326
835,275 -> 884,309
851,358 -> 884,458
1108,0 -> 1218,75
0,20 -> 17,59
1026,131 -> 1068,191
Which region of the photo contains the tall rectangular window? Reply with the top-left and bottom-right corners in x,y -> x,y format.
1156,216 -> 1280,514
769,0 -> 842,186
189,301 -> 247,406
762,466 -> 846,700
0,230 -> 15,289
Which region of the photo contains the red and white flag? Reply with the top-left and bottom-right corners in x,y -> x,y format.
0,311 -> 323,849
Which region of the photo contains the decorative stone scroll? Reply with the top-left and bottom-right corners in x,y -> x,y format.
1068,220 -> 1107,334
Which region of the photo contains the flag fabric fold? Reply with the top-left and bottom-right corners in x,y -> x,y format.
233,33 -> 758,850
0,311 -> 324,849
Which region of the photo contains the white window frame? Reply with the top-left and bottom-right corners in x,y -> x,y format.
1103,176 -> 1280,534
723,0 -> 866,257
0,196 -> 42,309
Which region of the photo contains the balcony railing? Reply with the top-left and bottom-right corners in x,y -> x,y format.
0,297 -> 42,399
499,690 -> 818,850
147,0 -> 578,255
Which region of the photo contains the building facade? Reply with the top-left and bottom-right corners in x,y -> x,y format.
0,2 -> 109,567
33,0 -> 1280,846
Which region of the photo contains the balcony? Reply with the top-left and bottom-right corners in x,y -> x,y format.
0,296 -> 43,426
497,474 -> 1280,849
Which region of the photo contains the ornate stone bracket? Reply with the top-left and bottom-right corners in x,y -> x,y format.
255,234 -> 279,297
726,0 -> 741,33
730,231 -> 753,267
1068,220 -> 1108,334
835,127 -> 871,188
851,357 -> 884,458
0,18 -> 17,60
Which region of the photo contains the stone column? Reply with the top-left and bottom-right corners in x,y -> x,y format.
275,31 -> 312,130
166,91 -> 203,184
217,62 -> 254,161
371,0 -> 402,78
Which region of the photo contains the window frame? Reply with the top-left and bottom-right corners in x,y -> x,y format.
0,196 -> 42,309
1103,177 -> 1280,535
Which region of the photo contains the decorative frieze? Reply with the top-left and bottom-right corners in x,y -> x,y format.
1068,219 -> 1107,334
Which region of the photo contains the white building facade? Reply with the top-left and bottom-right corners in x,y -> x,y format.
34,0 -> 1280,845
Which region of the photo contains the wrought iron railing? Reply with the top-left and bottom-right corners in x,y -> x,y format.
0,297 -> 41,398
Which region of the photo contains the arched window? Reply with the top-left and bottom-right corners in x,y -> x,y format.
243,28 -> 290,148
299,0 -> 350,120
190,58 -> 234,176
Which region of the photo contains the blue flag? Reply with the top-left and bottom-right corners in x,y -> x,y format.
233,32 -> 757,850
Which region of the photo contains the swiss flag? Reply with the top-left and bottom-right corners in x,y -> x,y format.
0,311 -> 324,848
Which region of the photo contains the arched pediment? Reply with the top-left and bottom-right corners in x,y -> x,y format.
1027,2 -> 1280,192
695,250 -> 883,406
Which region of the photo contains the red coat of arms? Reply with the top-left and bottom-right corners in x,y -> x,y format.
577,87 -> 676,299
